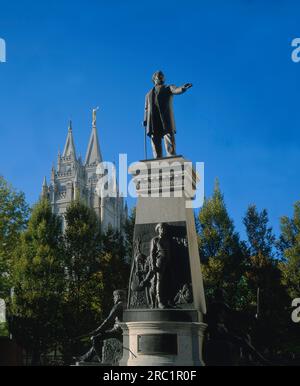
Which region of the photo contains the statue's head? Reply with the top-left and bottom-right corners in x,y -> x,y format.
155,222 -> 168,238
152,70 -> 165,85
113,289 -> 126,304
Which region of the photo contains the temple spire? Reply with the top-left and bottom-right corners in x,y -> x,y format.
92,107 -> 99,127
41,176 -> 48,199
51,164 -> 55,181
85,108 -> 102,166
63,120 -> 76,158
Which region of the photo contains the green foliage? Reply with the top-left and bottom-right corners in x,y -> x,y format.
200,192 -> 293,357
101,228 -> 130,312
198,180 -> 240,258
243,205 -> 276,258
279,201 -> 300,299
232,275 -> 254,311
0,176 -> 29,298
61,200 -> 103,359
123,207 -> 136,260
0,322 -> 8,337
59,200 -> 130,362
198,180 -> 245,305
0,172 -> 129,363
201,257 -> 225,304
9,198 -> 64,363
63,200 -> 102,278
243,205 -> 283,306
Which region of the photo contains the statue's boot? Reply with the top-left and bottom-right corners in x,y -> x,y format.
157,285 -> 168,309
157,292 -> 167,309
158,302 -> 166,309
76,347 -> 98,363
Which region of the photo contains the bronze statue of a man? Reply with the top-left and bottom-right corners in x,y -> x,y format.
74,290 -> 125,363
143,71 -> 192,159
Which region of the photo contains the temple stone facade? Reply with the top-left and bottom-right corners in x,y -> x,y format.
41,111 -> 127,232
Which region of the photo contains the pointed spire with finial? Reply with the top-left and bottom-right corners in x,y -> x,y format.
42,176 -> 48,199
63,120 -> 76,159
92,107 -> 99,127
85,107 -> 102,166
57,149 -> 61,171
51,164 -> 55,181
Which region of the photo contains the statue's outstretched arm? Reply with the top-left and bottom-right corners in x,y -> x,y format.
170,83 -> 193,95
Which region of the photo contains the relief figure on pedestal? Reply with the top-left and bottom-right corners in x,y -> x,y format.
129,222 -> 193,310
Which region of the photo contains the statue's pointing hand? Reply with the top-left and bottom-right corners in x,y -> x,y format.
183,83 -> 193,90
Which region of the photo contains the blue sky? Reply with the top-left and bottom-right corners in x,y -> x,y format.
0,0 -> 299,237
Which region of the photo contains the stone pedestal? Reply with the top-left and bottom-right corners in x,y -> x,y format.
73,361 -> 102,366
120,310 -> 206,366
101,338 -> 123,365
121,156 -> 207,366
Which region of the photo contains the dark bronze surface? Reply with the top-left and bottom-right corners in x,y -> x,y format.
143,71 -> 192,159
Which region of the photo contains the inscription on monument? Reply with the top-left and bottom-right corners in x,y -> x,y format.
137,334 -> 178,355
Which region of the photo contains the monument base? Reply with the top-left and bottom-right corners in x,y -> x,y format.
120,310 -> 207,366
73,361 -> 103,366
72,337 -> 123,366
123,157 -> 207,366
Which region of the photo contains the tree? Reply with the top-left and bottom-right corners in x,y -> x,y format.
198,180 -> 245,305
61,200 -> 103,361
101,228 -> 130,313
243,205 -> 275,258
123,207 -> 136,261
243,205 -> 278,305
278,201 -> 300,299
201,257 -> 225,300
9,198 -> 64,364
61,201 -> 130,362
277,203 -> 300,360
243,205 -> 289,355
0,176 -> 29,299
